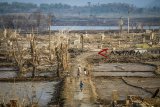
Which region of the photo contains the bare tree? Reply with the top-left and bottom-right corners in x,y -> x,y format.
48,13 -> 54,61
55,31 -> 69,77
0,29 -> 14,61
10,31 -> 27,77
55,46 -> 61,77
28,28 -> 39,78
119,17 -> 123,34
0,29 -> 27,77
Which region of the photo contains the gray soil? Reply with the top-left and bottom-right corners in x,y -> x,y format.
93,63 -> 159,102
0,70 -> 55,78
93,63 -> 156,77
94,77 -> 152,101
0,81 -> 58,107
123,77 -> 160,97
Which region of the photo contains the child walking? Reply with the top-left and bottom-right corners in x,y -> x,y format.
80,81 -> 84,92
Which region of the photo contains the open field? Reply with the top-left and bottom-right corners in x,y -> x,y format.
0,28 -> 160,106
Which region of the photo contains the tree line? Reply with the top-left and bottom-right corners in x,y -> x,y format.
0,2 -> 160,14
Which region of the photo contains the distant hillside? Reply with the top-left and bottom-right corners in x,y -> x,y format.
0,0 -> 153,7
148,0 -> 160,7
0,1 -> 159,18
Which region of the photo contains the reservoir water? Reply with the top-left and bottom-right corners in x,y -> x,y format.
51,26 -> 160,31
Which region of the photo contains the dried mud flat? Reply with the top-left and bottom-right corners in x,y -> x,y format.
93,63 -> 156,72
123,77 -> 160,97
94,77 -> 152,100
93,63 -> 156,77
93,63 -> 160,103
0,81 -> 58,107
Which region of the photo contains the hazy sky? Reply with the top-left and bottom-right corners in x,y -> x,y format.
0,0 -> 155,7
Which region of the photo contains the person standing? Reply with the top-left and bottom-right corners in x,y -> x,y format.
77,65 -> 82,77
77,70 -> 80,78
80,81 -> 84,92
84,67 -> 87,76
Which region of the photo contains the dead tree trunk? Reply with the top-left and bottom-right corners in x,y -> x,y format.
55,42 -> 69,77
64,44 -> 69,71
12,33 -> 26,77
55,47 -> 61,77
119,17 -> 123,34
62,43 -> 69,71
12,37 -> 26,77
48,14 -> 52,61
61,43 -> 65,71
80,34 -> 84,51
30,30 -> 37,78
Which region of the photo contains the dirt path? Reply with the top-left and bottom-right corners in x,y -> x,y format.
63,52 -> 99,107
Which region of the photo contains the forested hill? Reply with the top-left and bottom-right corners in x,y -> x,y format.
0,2 -> 160,17
0,0 -> 152,7
149,0 -> 160,8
